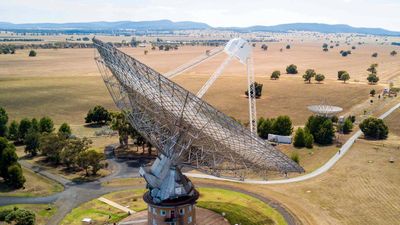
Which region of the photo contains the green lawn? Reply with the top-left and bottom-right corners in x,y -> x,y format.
61,188 -> 287,225
197,188 -> 287,225
0,204 -> 57,225
0,168 -> 63,197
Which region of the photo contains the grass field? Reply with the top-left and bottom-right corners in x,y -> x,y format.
61,187 -> 286,225
0,204 -> 57,225
0,167 -> 63,197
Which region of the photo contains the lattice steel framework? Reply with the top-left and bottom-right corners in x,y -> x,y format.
93,38 -> 304,179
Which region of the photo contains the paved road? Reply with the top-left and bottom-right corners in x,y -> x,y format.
185,102 -> 400,184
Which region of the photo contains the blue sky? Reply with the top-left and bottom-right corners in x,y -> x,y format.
1,0 -> 399,31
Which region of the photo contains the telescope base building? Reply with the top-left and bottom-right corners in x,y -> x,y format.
144,190 -> 199,225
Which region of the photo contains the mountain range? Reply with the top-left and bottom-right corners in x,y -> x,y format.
0,20 -> 399,36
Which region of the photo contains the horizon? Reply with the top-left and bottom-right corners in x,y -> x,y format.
1,0 -> 399,31
1,19 -> 399,32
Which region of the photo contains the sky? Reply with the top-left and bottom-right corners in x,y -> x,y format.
1,0 -> 399,31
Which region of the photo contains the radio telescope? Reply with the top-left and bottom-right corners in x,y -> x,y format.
93,38 -> 303,224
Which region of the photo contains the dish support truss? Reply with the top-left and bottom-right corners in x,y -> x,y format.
93,38 -> 304,202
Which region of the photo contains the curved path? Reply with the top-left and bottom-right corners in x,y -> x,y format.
185,102 -> 400,184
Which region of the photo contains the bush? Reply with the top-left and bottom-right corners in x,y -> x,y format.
371,52 -> 378,57
304,132 -> 314,148
293,128 -> 305,147
257,117 -> 274,139
245,82 -> 263,98
0,209 -> 13,221
5,208 -> 35,225
359,117 -> 388,139
7,164 -> 26,189
306,116 -> 335,145
390,50 -> 397,56
290,152 -> 299,164
342,118 -> 353,134
367,74 -> 379,84
286,64 -> 298,74
28,50 -> 36,57
302,69 -> 316,83
272,115 -> 293,136
58,123 -> 72,137
286,44 -> 291,49
0,107 -> 8,137
39,117 -> 54,133
370,89 -> 376,96
315,74 -> 325,83
85,105 -> 111,124
270,70 -> 280,80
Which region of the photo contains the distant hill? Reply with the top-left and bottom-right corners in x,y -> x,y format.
222,23 -> 400,36
0,20 -> 399,36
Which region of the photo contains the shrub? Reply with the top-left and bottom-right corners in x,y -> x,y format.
286,64 -> 298,74
270,70 -> 280,80
58,123 -> 72,137
272,115 -> 293,136
306,116 -> 335,145
290,152 -> 299,164
302,69 -> 316,83
390,50 -> 397,56
359,117 -> 388,139
85,105 -> 111,124
315,74 -> 325,83
245,82 -> 263,98
367,74 -> 379,84
5,208 -> 35,225
293,128 -> 305,148
342,118 -> 353,134
286,44 -> 291,49
7,164 -> 26,189
257,117 -> 274,139
370,89 -> 376,96
28,50 -> 36,57
371,52 -> 378,57
304,131 -> 314,148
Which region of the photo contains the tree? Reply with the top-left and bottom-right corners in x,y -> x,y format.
315,74 -> 325,83
39,117 -> 54,133
370,89 -> 376,96
261,44 -> 268,51
257,117 -> 274,139
4,208 -> 35,225
286,64 -> 298,74
306,116 -> 335,145
367,74 -> 379,84
390,50 -> 397,56
270,70 -> 280,80
302,69 -> 316,83
371,52 -> 378,57
39,133 -> 67,165
60,137 -> 92,169
24,128 -> 40,156
359,117 -> 388,140
18,119 -> 32,141
304,131 -> 314,148
30,118 -> 39,133
367,63 -> 378,75
286,44 -> 291,49
342,118 -> 353,134
58,123 -> 72,137
7,164 -> 26,189
0,138 -> 18,180
85,105 -> 111,124
272,115 -> 293,136
245,82 -> 263,98
337,71 -> 347,80
8,120 -> 19,141
340,72 -> 350,83
293,128 -> 305,147
28,50 -> 36,57
0,107 -> 8,137
78,149 -> 105,176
